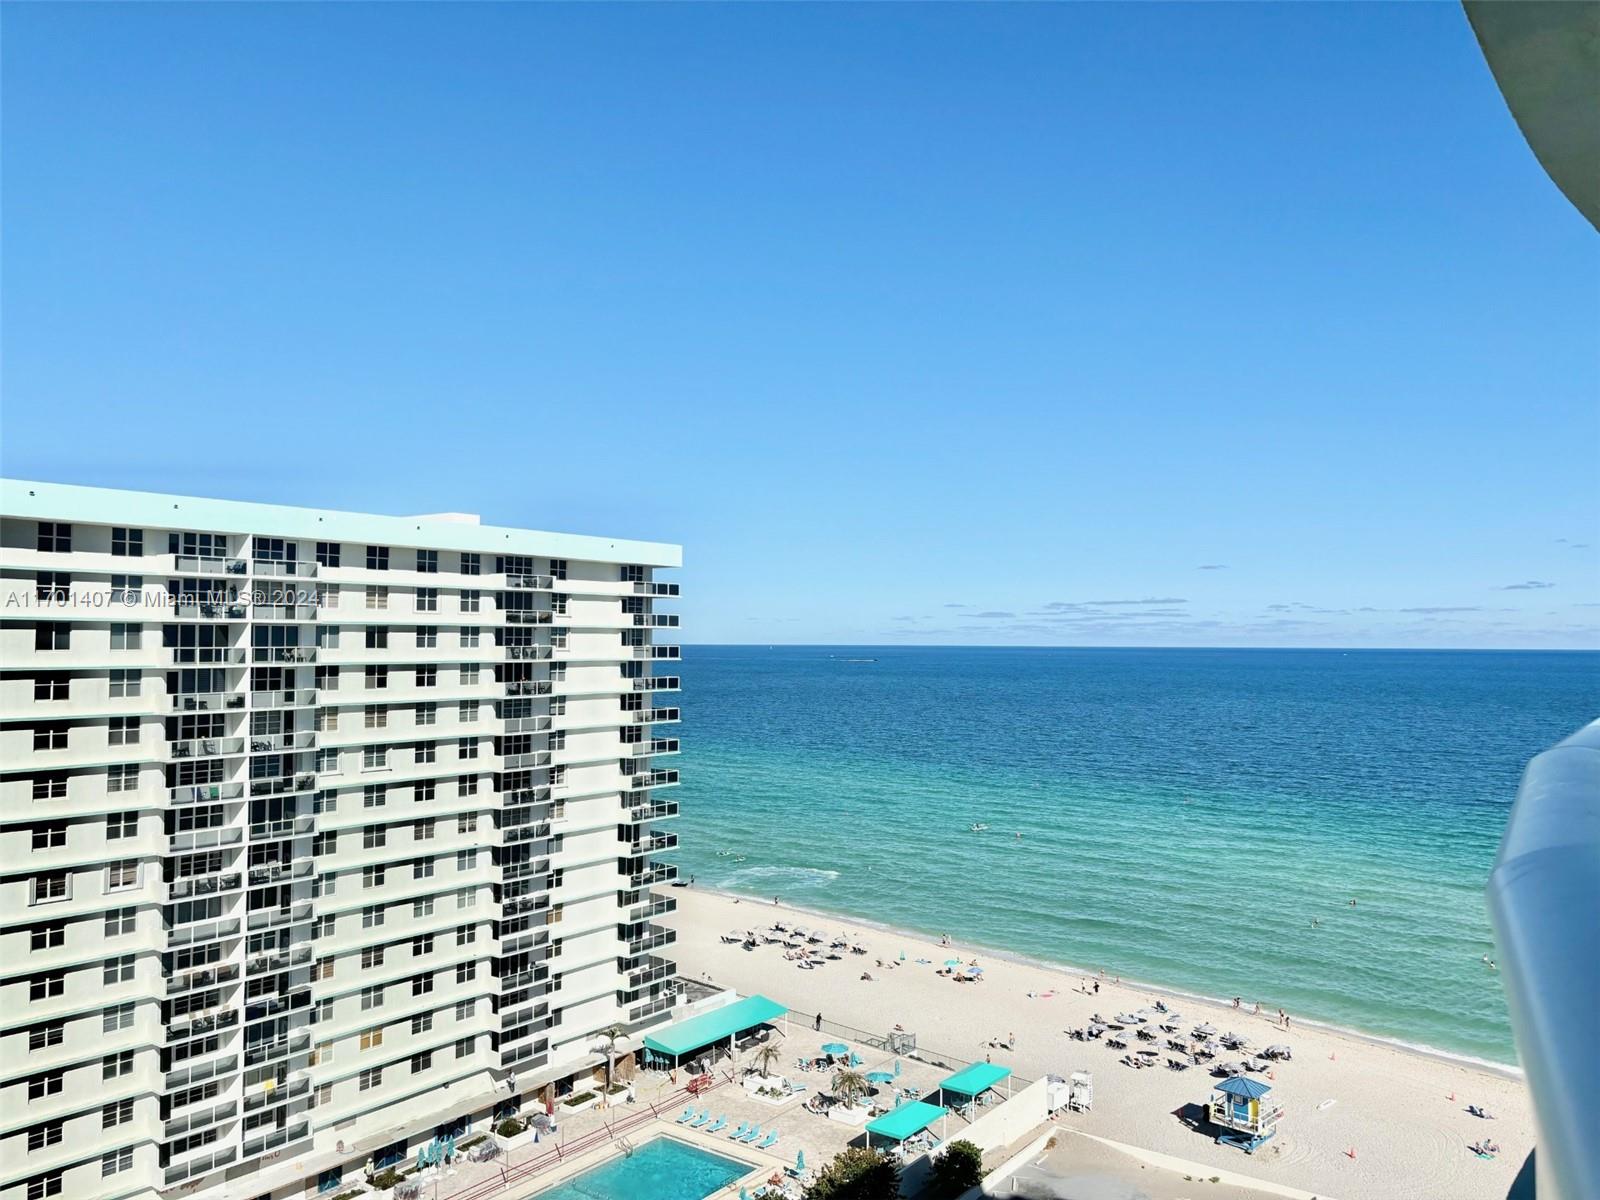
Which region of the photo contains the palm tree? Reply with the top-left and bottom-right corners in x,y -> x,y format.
751,1042 -> 783,1080
595,1024 -> 628,1102
831,1066 -> 870,1110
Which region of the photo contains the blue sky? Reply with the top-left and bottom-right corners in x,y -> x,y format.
3,3 -> 1596,648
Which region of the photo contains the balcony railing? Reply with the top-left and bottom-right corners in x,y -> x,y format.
250,688 -> 318,709
252,604 -> 319,621
628,862 -> 678,889
503,751 -> 551,770
504,573 -> 554,590
504,680 -> 553,696
247,859 -> 312,887
631,613 -> 680,627
167,826 -> 244,853
645,738 -> 680,755
628,832 -> 678,856
626,707 -> 680,725
632,581 -> 680,597
247,813 -> 315,838
163,1144 -> 237,1187
241,1120 -> 309,1161
165,916 -> 242,947
245,901 -> 314,931
166,1009 -> 240,1046
630,799 -> 679,822
167,872 -> 243,901
171,691 -> 247,712
503,715 -> 552,734
167,962 -> 241,996
162,1050 -> 238,1093
243,1074 -> 310,1112
171,601 -> 248,621
249,775 -> 318,799
174,555 -> 248,576
252,646 -> 317,664
171,648 -> 246,665
627,894 -> 677,924
248,731 -> 317,752
505,645 -> 553,661
629,992 -> 678,1023
631,769 -> 679,789
504,611 -> 554,625
624,956 -> 673,992
626,925 -> 676,955
170,782 -> 245,805
251,558 -> 318,578
169,736 -> 246,759
631,676 -> 680,692
631,645 -> 681,660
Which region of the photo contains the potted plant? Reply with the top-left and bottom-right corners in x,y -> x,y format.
831,1066 -> 871,1114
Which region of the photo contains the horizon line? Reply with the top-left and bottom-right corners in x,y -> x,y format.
676,641 -> 1600,653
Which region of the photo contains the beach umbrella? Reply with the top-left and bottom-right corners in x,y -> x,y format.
1194,1023 -> 1217,1037
894,1059 -> 901,1077
740,1189 -> 750,1200
965,966 -> 983,976
943,959 -> 961,968
821,1042 -> 848,1056
865,1070 -> 895,1083
796,1151 -> 805,1174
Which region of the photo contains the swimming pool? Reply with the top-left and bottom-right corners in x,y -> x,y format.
530,1136 -> 753,1200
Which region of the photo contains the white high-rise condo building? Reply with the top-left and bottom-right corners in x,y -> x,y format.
0,480 -> 683,1200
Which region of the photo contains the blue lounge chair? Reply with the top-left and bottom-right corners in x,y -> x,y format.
728,1121 -> 750,1139
705,1115 -> 727,1133
758,1130 -> 779,1149
676,1108 -> 696,1123
689,1110 -> 710,1127
741,1125 -> 763,1144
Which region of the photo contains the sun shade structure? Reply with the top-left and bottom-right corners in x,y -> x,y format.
1214,1075 -> 1273,1100
937,1062 -> 1011,1099
865,1100 -> 947,1145
641,995 -> 788,1066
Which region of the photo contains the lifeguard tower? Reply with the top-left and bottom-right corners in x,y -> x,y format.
1206,1076 -> 1282,1153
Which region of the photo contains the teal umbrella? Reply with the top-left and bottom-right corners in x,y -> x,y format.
821,1042 -> 848,1056
740,1189 -> 749,1200
796,1150 -> 806,1173
865,1070 -> 895,1083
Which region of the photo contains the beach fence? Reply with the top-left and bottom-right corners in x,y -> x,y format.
783,1009 -> 1033,1088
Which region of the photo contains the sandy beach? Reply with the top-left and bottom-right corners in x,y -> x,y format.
668,887 -> 1533,1200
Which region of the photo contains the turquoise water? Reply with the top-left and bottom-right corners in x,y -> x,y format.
531,1137 -> 750,1200
670,646 -> 1598,1066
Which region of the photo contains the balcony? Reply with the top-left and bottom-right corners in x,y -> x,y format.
174,555 -> 248,577
246,900 -> 314,931
630,769 -> 679,790
500,820 -> 551,845
502,856 -> 552,882
504,611 -> 554,625
243,1074 -> 310,1112
503,751 -> 551,770
167,826 -> 244,853
166,916 -> 242,947
167,962 -> 240,996
252,604 -> 319,621
626,894 -> 677,923
167,872 -> 243,901
170,736 -> 246,759
253,646 -> 316,664
627,925 -> 676,955
631,676 -> 680,692
245,943 -> 313,976
249,775 -> 318,799
170,601 -> 248,621
170,782 -> 245,805
249,731 -> 317,752
644,738 -> 680,756
503,715 -> 552,734
247,859 -> 312,887
251,558 -> 318,578
632,581 -> 680,597
163,1144 -> 238,1187
629,862 -> 678,889
630,614 -> 680,628
164,1098 -> 238,1142
504,680 -> 553,696
250,688 -> 318,709
631,645 -> 681,660
626,707 -> 680,725
248,813 -> 315,838
629,992 -> 678,1023
625,956 -> 674,992
629,799 -> 679,823
628,831 -> 679,856
504,645 -> 552,661
167,1008 -> 240,1046
242,1120 -> 310,1161
162,1049 -> 238,1092
171,691 -> 247,712
172,647 -> 246,665
505,573 -> 554,590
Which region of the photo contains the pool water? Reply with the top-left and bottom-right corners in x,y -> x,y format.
532,1136 -> 753,1200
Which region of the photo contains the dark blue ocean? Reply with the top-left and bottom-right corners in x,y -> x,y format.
667,646 -> 1597,1065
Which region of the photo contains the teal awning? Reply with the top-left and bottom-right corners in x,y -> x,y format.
641,995 -> 787,1060
937,1062 -> 1012,1097
866,1100 -> 946,1143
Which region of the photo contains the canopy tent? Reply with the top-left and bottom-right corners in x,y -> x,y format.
936,1062 -> 1013,1107
865,1100 -> 947,1148
641,995 -> 788,1068
1213,1075 -> 1273,1100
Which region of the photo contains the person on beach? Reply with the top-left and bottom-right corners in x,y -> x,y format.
1232,997 -> 1241,1009
1093,981 -> 1100,995
814,1013 -> 822,1031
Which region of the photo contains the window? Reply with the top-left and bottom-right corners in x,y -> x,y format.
33,774 -> 67,801
107,763 -> 138,792
105,908 -> 136,937
412,933 -> 435,956
32,874 -> 69,905
621,564 -> 645,583
28,1071 -> 65,1100
456,887 -> 476,909
106,860 -> 139,891
360,985 -> 384,1011
317,624 -> 340,649
102,1099 -> 134,1128
416,549 -> 438,573
457,813 -> 477,834
363,825 -> 387,850
359,1067 -> 383,1091
365,666 -> 388,691
365,625 -> 389,650
31,923 -> 65,951
365,585 -> 388,610
459,737 -> 478,760
30,973 -> 65,1001
366,546 -> 390,571
550,558 -> 568,580
456,923 -> 476,945
37,522 -> 71,552
364,703 -> 388,728
416,587 -> 438,613
414,818 -> 436,841
362,865 -> 386,889
108,669 -> 140,697
316,664 -> 341,691
414,779 -> 436,804
460,552 -> 480,576
102,1147 -> 134,1177
107,717 -> 137,747
34,623 -> 69,651
416,625 -> 438,649
461,663 -> 479,685
110,623 -> 141,650
460,589 -> 480,613
412,1011 -> 433,1034
106,811 -> 138,839
27,1174 -> 64,1200
413,897 -> 434,918
317,707 -> 339,732
416,666 -> 437,688
415,741 -> 436,765
360,1026 -> 384,1050
34,674 -> 68,701
363,744 -> 388,770
412,858 -> 434,880
316,542 -> 341,568
411,973 -> 434,996
455,1036 -> 475,1058
410,1050 -> 433,1074
33,724 -> 67,751
362,946 -> 386,970
28,1023 -> 64,1051
32,825 -> 66,851
112,528 -> 143,556
102,1050 -> 134,1079
455,961 -> 476,984
416,701 -> 437,726
315,746 -> 339,774
313,830 -> 338,857
103,1002 -> 135,1032
28,1121 -> 65,1152
460,626 -> 479,649
317,914 -> 337,938
364,784 -> 387,808
458,774 -> 478,797
456,849 -> 477,871
104,954 -> 135,984
362,905 -> 384,928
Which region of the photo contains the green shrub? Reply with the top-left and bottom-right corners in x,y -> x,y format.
496,1118 -> 524,1137
458,1135 -> 483,1151
931,1140 -> 985,1196
803,1147 -> 901,1200
369,1167 -> 404,1189
563,1091 -> 597,1106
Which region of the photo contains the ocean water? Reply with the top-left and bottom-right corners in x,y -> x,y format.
668,646 -> 1598,1066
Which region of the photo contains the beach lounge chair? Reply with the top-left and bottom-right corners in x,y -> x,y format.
689,1110 -> 710,1127
729,1121 -> 750,1139
705,1115 -> 727,1133
676,1108 -> 696,1123
758,1130 -> 779,1149
741,1125 -> 763,1143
